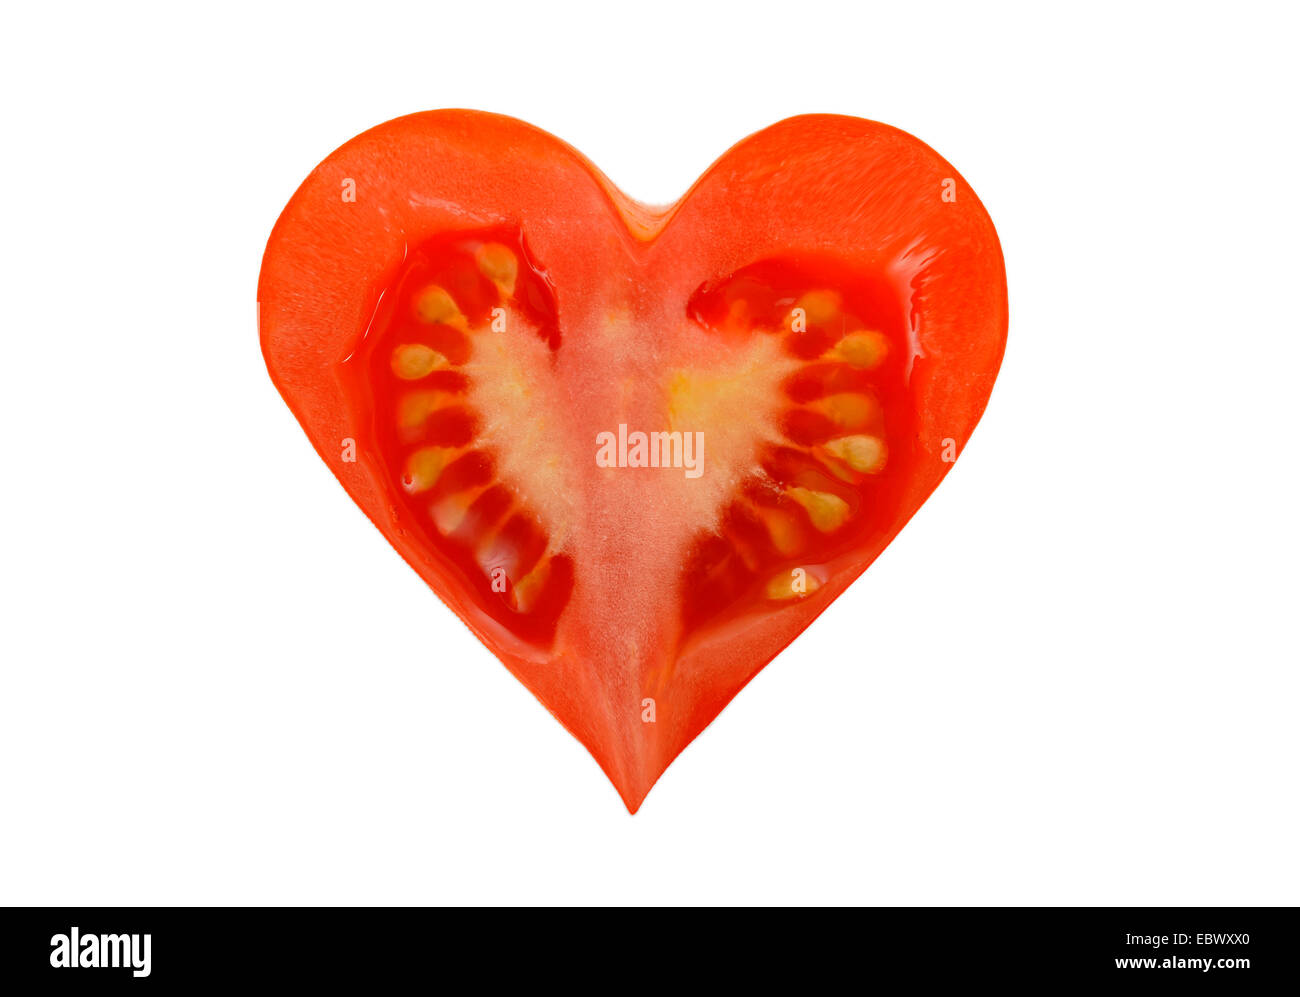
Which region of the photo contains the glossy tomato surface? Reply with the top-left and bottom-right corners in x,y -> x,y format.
259,111 -> 1007,811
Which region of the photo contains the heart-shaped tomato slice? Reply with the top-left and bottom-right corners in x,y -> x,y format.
258,111 -> 1007,811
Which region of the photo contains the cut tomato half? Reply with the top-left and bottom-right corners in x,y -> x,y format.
258,111 -> 1007,811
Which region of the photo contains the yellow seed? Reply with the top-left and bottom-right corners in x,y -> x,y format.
810,392 -> 877,430
402,447 -> 455,494
765,570 -> 823,600
431,486 -> 484,534
786,487 -> 851,532
397,391 -> 448,429
754,506 -> 803,556
415,285 -> 467,329
391,344 -> 446,380
511,556 -> 551,612
795,290 -> 841,326
824,434 -> 888,474
832,330 -> 889,369
812,451 -> 857,484
476,243 -> 518,296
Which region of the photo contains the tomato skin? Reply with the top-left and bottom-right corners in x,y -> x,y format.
259,111 -> 1007,811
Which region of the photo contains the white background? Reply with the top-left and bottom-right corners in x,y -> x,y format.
1,2 -> 1296,906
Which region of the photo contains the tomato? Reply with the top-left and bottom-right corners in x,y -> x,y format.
258,111 -> 1007,811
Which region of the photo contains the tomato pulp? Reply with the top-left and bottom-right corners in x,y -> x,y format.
259,112 -> 1007,811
